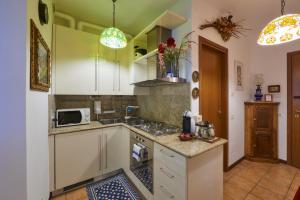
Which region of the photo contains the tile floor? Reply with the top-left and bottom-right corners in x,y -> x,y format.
224,160 -> 300,200
52,160 -> 300,200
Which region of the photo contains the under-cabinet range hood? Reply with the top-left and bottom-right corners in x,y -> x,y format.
133,77 -> 187,87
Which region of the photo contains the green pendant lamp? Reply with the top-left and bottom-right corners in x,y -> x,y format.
100,0 -> 127,49
258,0 -> 300,46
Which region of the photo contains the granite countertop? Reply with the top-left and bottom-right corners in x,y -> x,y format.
49,121 -> 227,158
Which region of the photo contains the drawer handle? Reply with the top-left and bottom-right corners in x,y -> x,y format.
160,149 -> 175,158
160,185 -> 175,199
160,167 -> 175,179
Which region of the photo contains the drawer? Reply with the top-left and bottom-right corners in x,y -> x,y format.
154,143 -> 186,177
154,161 -> 186,198
154,183 -> 185,200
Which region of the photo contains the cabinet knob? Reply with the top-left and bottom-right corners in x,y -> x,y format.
253,118 -> 257,121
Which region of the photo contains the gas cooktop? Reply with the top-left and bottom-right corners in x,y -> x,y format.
127,118 -> 181,136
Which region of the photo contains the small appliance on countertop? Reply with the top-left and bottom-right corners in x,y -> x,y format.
180,110 -> 197,141
196,121 -> 220,143
56,108 -> 90,128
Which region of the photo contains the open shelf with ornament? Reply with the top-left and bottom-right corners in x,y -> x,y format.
133,10 -> 186,64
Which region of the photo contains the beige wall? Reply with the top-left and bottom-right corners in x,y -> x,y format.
190,0 -> 252,166
26,0 -> 53,199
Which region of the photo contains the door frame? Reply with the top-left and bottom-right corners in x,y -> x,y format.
287,50 -> 300,165
199,36 -> 229,171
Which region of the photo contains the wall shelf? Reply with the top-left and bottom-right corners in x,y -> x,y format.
133,10 -> 187,41
134,49 -> 158,64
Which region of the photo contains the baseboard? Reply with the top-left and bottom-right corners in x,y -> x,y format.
279,159 -> 287,164
227,156 -> 245,171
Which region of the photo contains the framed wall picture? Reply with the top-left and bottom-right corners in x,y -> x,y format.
265,94 -> 273,102
234,60 -> 244,91
30,19 -> 51,92
268,85 -> 280,93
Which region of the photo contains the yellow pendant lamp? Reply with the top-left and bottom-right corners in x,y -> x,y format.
257,0 -> 300,46
100,0 -> 127,49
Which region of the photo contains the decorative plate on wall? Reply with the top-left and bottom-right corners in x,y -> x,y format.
192,71 -> 199,82
192,87 -> 199,99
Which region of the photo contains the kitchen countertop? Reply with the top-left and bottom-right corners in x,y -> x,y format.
49,121 -> 227,158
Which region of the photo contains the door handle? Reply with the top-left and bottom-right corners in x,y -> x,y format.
95,57 -> 98,91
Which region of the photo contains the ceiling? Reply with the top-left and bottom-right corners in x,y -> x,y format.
53,0 -> 178,36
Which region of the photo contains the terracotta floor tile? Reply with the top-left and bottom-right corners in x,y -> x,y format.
65,188 -> 88,200
224,180 -> 250,200
52,195 -> 66,200
245,194 -> 262,200
251,186 -> 285,200
228,175 -> 256,192
236,167 -> 267,183
258,177 -> 291,196
224,193 -> 235,200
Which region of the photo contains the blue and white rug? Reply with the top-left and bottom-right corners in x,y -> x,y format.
86,172 -> 141,200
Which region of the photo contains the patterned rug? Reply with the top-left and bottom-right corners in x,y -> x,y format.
132,165 -> 153,193
86,172 -> 141,200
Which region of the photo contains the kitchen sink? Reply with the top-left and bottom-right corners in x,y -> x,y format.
99,118 -> 124,125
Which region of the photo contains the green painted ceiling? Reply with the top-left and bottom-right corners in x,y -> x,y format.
53,0 -> 178,36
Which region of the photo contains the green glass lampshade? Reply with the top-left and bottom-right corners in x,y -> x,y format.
100,27 -> 127,49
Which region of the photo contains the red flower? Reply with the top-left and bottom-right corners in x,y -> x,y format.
158,43 -> 165,54
167,37 -> 176,48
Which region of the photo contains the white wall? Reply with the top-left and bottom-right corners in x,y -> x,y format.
190,0 -> 252,166
0,1 -> 27,199
248,26 -> 300,161
26,0 -> 53,199
169,0 -> 193,81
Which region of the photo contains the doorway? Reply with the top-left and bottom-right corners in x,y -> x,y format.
287,50 -> 300,169
199,36 -> 228,170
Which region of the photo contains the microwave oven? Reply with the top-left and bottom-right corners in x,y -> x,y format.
56,108 -> 90,127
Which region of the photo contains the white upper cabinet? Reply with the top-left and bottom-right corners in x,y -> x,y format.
54,25 -> 98,95
52,25 -> 133,95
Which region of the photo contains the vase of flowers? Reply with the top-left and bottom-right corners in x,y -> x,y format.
158,32 -> 193,78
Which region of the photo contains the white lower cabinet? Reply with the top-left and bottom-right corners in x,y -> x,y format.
54,127 -> 124,190
154,143 -> 224,200
55,130 -> 102,189
102,127 -> 123,174
154,143 -> 187,200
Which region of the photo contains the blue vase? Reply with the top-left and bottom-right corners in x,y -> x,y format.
254,85 -> 263,101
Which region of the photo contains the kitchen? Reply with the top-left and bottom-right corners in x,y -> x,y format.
2,0 -> 300,200
48,0 -> 226,199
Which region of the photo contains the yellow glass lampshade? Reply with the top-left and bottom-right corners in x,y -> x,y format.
258,14 -> 300,45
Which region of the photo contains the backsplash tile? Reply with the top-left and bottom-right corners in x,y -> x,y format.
137,84 -> 191,127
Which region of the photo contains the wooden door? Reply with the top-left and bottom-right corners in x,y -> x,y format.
288,51 -> 300,168
253,106 -> 273,158
199,36 -> 228,169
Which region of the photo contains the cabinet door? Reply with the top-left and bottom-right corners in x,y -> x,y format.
102,127 -> 123,174
117,46 -> 133,95
54,25 -> 98,95
254,106 -> 273,131
254,132 -> 273,158
55,130 -> 102,189
98,45 -> 116,95
253,105 -> 274,159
